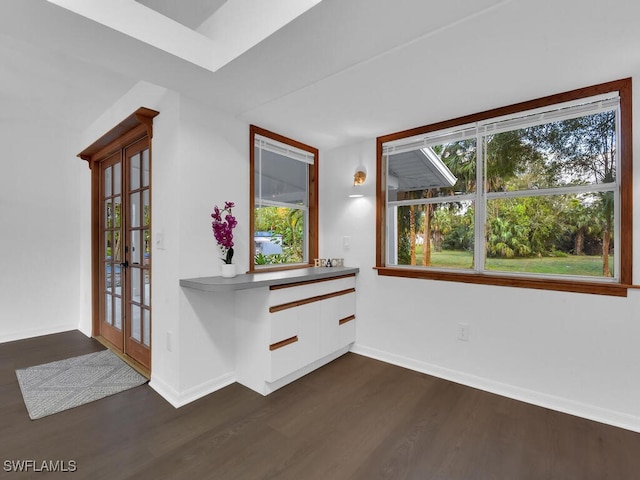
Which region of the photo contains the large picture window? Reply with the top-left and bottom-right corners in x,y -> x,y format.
250,125 -> 318,271
376,79 -> 632,296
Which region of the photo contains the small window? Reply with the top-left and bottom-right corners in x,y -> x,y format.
250,125 -> 318,271
377,79 -> 632,296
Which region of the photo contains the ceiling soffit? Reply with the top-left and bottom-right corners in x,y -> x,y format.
45,0 -> 322,72
134,0 -> 227,29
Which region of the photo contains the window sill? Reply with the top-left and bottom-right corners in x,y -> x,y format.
249,263 -> 315,274
374,266 -> 631,297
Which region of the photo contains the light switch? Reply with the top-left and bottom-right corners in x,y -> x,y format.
156,233 -> 165,250
343,236 -> 351,250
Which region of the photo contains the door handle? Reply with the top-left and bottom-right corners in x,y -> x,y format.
120,260 -> 129,268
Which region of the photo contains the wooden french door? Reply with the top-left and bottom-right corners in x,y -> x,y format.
100,137 -> 151,369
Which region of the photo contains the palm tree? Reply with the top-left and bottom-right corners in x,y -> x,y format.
525,111 -> 616,276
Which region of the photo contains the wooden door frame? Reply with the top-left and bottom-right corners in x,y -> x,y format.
78,107 -> 159,373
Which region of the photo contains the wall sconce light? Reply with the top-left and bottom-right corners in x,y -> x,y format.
349,166 -> 367,198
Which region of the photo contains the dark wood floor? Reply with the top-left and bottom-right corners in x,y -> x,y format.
2,331 -> 640,479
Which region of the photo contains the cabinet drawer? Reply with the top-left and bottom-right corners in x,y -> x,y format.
297,303 -> 321,367
338,315 -> 356,348
270,308 -> 298,344
338,291 -> 355,318
269,275 -> 356,307
268,338 -> 299,382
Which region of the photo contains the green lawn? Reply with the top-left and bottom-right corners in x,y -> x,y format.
409,248 -> 613,277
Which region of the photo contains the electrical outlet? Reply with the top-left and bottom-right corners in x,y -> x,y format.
457,323 -> 470,342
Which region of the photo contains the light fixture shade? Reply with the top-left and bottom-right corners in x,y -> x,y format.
349,165 -> 367,197
353,169 -> 367,186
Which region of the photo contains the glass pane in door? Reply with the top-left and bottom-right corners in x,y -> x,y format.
105,268 -> 112,293
130,192 -> 140,228
143,309 -> 150,346
104,166 -> 112,196
114,197 -> 121,227
130,153 -> 140,190
142,150 -> 149,187
131,305 -> 141,342
113,230 -> 122,264
143,263 -> 150,307
143,190 -> 150,226
131,267 -> 141,303
105,202 -> 112,228
114,295 -> 122,329
104,231 -> 112,260
114,163 -> 121,195
105,295 -> 112,325
131,230 -> 141,264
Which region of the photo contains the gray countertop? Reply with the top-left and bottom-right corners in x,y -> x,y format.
180,266 -> 359,292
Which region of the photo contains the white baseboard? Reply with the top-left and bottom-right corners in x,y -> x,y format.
0,325 -> 78,344
153,347 -> 353,404
149,371 -> 236,408
351,343 -> 640,434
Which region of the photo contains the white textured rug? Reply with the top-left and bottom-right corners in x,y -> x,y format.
15,349 -> 148,420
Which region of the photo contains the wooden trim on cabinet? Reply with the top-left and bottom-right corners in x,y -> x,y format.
269,336 -> 299,351
269,273 -> 356,290
339,315 -> 356,325
269,288 -> 356,313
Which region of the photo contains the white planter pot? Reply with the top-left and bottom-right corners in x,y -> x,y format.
221,263 -> 237,278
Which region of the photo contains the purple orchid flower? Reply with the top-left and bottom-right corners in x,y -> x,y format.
211,201 -> 236,264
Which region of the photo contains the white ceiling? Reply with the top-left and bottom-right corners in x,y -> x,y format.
135,0 -> 227,29
2,0 -> 640,150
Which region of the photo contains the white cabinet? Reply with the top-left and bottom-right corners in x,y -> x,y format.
320,296 -> 340,358
268,308 -> 300,382
236,273 -> 356,395
337,291 -> 356,349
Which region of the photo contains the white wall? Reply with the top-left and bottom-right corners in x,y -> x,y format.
118,91 -> 246,406
0,117 -> 81,342
71,83 -> 248,406
319,84 -> 640,432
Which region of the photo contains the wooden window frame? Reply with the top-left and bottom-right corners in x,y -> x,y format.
375,78 -> 633,297
249,125 -> 319,273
